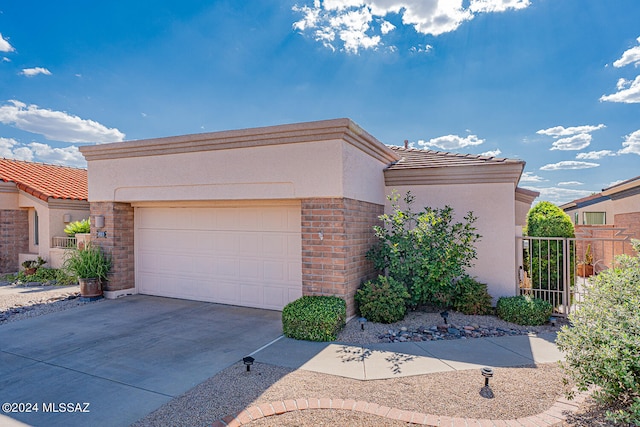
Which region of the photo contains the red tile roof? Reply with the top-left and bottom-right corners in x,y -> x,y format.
0,158 -> 87,201
385,146 -> 524,170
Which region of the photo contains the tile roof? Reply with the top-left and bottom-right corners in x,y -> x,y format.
385,146 -> 524,170
0,158 -> 87,201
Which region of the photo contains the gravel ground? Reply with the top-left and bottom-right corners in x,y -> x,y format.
0,280 -> 103,325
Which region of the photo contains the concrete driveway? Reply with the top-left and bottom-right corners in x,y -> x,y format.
0,295 -> 282,427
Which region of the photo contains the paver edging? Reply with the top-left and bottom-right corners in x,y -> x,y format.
211,389 -> 589,426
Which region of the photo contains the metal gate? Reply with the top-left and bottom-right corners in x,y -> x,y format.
516,226 -> 635,316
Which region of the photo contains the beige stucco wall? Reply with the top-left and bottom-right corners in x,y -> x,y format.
86,139 -> 389,205
385,183 -> 518,303
565,199 -> 615,225
611,193 -> 640,216
515,198 -> 531,227
0,182 -> 19,209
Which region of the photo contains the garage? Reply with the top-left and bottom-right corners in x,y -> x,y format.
135,202 -> 302,310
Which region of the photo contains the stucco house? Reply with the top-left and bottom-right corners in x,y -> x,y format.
79,118 -> 537,315
0,159 -> 89,273
560,175 -> 640,231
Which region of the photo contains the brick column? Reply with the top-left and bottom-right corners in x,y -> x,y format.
301,198 -> 382,316
90,202 -> 135,293
0,209 -> 29,274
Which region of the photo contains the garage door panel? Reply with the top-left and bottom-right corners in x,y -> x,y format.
136,205 -> 302,310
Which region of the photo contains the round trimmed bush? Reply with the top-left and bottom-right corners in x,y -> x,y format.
496,295 -> 552,325
355,275 -> 409,323
282,296 -> 346,342
451,275 -> 493,315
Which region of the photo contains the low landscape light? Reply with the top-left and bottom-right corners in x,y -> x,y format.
359,317 -> 367,331
549,316 -> 557,327
440,311 -> 449,324
481,367 -> 493,387
243,356 -> 255,372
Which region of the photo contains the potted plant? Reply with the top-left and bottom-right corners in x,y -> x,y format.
576,244 -> 594,277
22,256 -> 46,275
63,243 -> 111,299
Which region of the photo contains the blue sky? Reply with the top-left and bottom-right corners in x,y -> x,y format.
1,0 -> 639,205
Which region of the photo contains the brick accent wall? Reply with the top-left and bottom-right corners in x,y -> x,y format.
301,198 -> 383,316
90,202 -> 135,292
0,209 -> 29,274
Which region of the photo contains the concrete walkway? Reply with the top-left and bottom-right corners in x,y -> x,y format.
213,332 -> 586,426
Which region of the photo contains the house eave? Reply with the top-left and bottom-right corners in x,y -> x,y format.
383,163 -> 524,186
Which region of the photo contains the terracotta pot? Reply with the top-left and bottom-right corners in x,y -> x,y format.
79,277 -> 103,298
24,268 -> 37,276
576,264 -> 594,278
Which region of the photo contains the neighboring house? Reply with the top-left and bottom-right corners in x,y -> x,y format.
0,159 -> 89,273
560,176 -> 640,271
79,118 -> 537,315
560,175 -> 640,233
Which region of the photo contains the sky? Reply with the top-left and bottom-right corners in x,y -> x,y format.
0,0 -> 639,205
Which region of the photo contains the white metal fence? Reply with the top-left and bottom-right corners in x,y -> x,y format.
517,227 -> 634,316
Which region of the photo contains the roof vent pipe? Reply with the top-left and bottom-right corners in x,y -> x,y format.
404,139 -> 408,149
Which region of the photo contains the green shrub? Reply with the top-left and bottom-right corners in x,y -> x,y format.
355,276 -> 409,323
282,296 -> 346,342
496,295 -> 552,325
64,219 -> 90,236
556,240 -> 640,425
367,191 -> 481,307
451,275 -> 493,315
5,268 -> 77,286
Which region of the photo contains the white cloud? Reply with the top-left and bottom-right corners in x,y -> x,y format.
469,0 -> 530,13
409,44 -> 433,53
417,133 -> 484,150
0,100 -> 125,143
480,148 -> 501,157
27,142 -> 86,167
600,75 -> 640,103
536,124 -> 605,137
550,133 -> 592,151
618,129 -> 640,155
520,171 -> 546,183
21,67 -> 52,77
292,0 -> 531,53
558,181 -> 583,186
0,33 -> 14,53
576,150 -> 617,160
540,160 -> 599,171
523,186 -> 594,206
613,36 -> 640,68
0,137 -> 86,167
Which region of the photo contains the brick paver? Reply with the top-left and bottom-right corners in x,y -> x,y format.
211,391 -> 588,426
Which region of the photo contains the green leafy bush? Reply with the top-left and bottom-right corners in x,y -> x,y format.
556,240 -> 640,425
355,276 -> 409,323
4,268 -> 76,286
367,191 -> 481,307
282,296 -> 346,341
496,295 -> 552,325
451,275 -> 493,315
64,219 -> 90,236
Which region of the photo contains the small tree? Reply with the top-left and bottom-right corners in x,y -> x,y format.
525,201 -> 574,307
367,191 -> 481,307
556,240 -> 640,425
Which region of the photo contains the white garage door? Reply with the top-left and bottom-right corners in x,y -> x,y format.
135,203 -> 302,310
